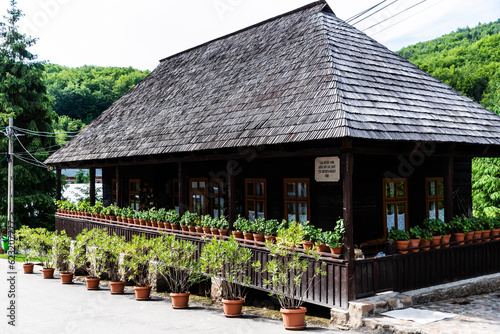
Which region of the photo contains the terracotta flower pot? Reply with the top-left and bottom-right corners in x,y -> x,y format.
23,263 -> 34,274
219,229 -> 229,236
146,220 -> 152,227
265,235 -> 277,244
110,281 -> 126,294
134,286 -> 152,300
441,234 -> 451,248
243,232 -> 254,245
210,228 -> 220,235
316,243 -> 329,253
408,239 -> 420,252
330,244 -> 343,255
302,240 -> 314,250
482,230 -> 491,242
195,226 -> 203,233
222,298 -> 244,317
139,219 -> 146,226
180,225 -> 189,235
42,268 -> 55,279
395,240 -> 410,254
453,232 -> 466,246
465,231 -> 474,244
473,230 -> 482,243
253,233 -> 265,246
171,292 -> 190,309
203,227 -> 212,234
86,277 -> 101,290
188,226 -> 196,233
491,228 -> 500,241
431,235 -> 442,249
164,222 -> 172,229
171,223 -> 179,231
60,272 -> 74,284
280,307 -> 307,330
419,238 -> 431,251
232,230 -> 244,241
116,216 -> 123,223
127,218 -> 134,224
152,221 -> 158,228
157,222 -> 165,229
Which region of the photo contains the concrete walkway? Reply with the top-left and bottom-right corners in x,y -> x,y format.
0,259 -> 367,334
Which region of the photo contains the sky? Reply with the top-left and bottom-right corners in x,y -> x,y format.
2,0 -> 500,71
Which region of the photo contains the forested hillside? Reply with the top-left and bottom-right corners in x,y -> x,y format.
398,19 -> 500,218
397,19 -> 500,113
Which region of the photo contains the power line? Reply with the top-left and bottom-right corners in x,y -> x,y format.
362,0 -> 428,32
13,132 -> 48,168
350,0 -> 399,26
346,0 -> 389,23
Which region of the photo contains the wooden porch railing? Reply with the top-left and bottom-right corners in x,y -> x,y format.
355,238 -> 500,298
55,215 -> 351,308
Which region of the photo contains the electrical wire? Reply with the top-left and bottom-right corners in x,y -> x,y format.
345,0 -> 389,23
362,0 -> 428,32
12,153 -> 47,169
13,132 -> 48,167
350,0 -> 399,26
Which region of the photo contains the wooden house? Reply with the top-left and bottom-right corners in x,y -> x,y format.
47,1 -> 500,308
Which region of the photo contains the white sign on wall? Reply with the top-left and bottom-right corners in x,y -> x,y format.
315,156 -> 340,182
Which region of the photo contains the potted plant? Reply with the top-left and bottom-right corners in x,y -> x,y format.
166,209 -> 180,230
200,214 -> 212,234
151,234 -> 201,308
52,230 -> 73,283
254,221 -> 326,330
408,226 -> 426,252
423,218 -> 447,249
209,216 -> 220,235
37,229 -> 56,278
490,217 -> 500,241
156,208 -> 167,229
217,216 -> 229,236
387,227 -> 410,254
480,219 -> 492,242
15,226 -> 38,274
232,215 -> 246,240
200,236 -> 253,317
72,229 -> 109,290
124,234 -> 156,300
264,219 -> 280,243
469,218 -> 483,243
252,218 -> 266,245
450,216 -> 471,245
322,219 -> 345,254
302,224 -> 319,249
99,233 -> 128,294
236,216 -> 254,245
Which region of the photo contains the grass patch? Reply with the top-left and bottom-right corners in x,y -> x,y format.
0,253 -> 27,262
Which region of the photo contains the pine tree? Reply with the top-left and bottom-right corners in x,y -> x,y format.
0,0 -> 57,229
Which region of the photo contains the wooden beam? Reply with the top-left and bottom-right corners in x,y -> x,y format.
56,168 -> 62,201
444,156 -> 454,222
115,166 -> 121,207
89,168 -> 96,206
178,162 -> 186,215
341,137 -> 356,301
227,161 -> 236,231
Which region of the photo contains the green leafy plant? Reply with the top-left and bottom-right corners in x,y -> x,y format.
450,216 -> 472,233
264,219 -> 280,236
234,216 -> 252,233
14,226 -> 39,264
302,224 -> 322,243
151,234 -> 201,294
52,230 -> 72,273
387,227 -> 410,241
423,218 -> 448,236
254,221 -> 326,309
72,229 -> 109,278
410,226 -> 432,241
200,214 -> 212,228
200,236 -> 252,300
123,234 -> 156,287
165,210 -> 180,225
253,218 -> 266,235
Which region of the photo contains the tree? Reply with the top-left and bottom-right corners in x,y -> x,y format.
74,169 -> 89,183
472,158 -> 500,218
0,0 -> 57,229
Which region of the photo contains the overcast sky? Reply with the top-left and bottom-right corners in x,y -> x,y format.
2,0 -> 499,71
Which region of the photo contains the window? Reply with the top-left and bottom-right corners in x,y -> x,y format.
189,178 -> 208,216
112,179 -> 117,206
284,178 -> 310,223
129,179 -> 140,210
383,178 -> 408,236
245,179 -> 267,221
426,177 -> 444,221
210,179 -> 226,218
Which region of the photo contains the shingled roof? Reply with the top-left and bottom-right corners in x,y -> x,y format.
46,1 -> 500,165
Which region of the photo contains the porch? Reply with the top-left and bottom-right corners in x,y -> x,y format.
55,214 -> 500,310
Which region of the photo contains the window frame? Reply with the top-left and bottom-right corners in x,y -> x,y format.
189,178 -> 209,216
382,178 -> 409,237
244,178 -> 267,221
210,178 -> 226,218
111,179 -> 117,206
425,177 -> 445,220
283,178 -> 310,223
128,179 -> 140,210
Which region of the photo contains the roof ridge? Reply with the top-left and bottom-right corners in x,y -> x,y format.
158,1 -> 327,64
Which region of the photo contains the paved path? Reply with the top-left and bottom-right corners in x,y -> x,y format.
364,291 -> 500,333
0,259 -> 367,334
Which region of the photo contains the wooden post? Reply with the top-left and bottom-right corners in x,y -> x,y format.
342,138 -> 356,301
227,161 -> 236,231
115,166 -> 121,207
178,162 -> 186,215
89,167 -> 96,206
444,156 -> 454,221
56,168 -> 62,201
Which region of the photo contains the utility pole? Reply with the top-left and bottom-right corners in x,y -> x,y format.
7,117 -> 14,238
